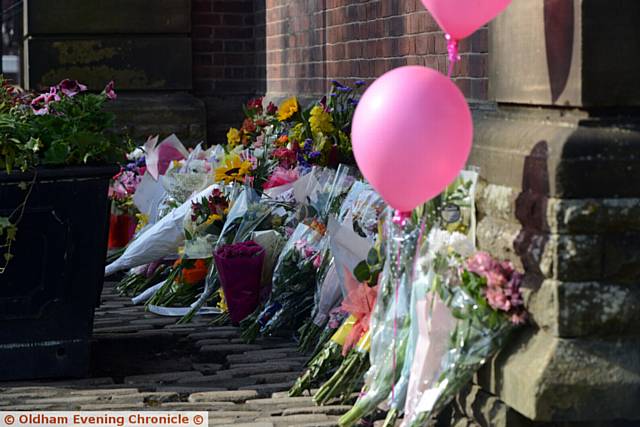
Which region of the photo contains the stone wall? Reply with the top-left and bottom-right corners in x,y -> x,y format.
23,0 -> 207,145
463,0 -> 640,424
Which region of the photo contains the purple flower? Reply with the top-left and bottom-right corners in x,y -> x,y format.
57,79 -> 87,97
103,80 -> 117,100
337,86 -> 353,93
331,80 -> 345,88
355,80 -> 366,87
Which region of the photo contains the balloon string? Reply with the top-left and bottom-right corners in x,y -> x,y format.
445,33 -> 461,78
392,233 -> 402,402
390,215 -> 426,403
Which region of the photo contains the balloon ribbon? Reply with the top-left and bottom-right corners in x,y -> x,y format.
445,33 -> 461,78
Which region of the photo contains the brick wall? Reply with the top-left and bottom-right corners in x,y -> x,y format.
192,0 -> 266,144
265,0 -> 488,101
192,0 -> 488,143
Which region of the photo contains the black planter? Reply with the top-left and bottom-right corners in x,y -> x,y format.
0,165 -> 117,380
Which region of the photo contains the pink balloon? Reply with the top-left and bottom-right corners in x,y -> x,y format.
351,66 -> 472,212
420,0 -> 511,40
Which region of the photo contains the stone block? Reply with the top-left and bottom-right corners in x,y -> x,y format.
105,93 -> 207,146
476,329 -> 640,422
489,0 -> 640,107
25,0 -> 190,35
188,390 -> 259,403
529,280 -> 640,337
470,107 -> 640,199
24,37 -> 192,91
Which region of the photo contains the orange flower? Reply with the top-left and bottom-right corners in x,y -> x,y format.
174,258 -> 210,285
276,135 -> 289,147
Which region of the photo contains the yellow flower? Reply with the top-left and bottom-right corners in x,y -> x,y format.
309,105 -> 334,134
277,97 -> 299,121
135,213 -> 148,233
290,122 -> 306,143
227,128 -> 241,147
214,155 -> 253,184
217,288 -> 228,313
204,213 -> 223,225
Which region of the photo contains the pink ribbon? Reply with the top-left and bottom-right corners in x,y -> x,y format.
445,33 -> 461,78
392,210 -> 411,227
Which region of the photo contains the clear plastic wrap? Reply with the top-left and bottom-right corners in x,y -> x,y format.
338,208 -> 425,427
104,184 -> 222,276
241,223 -> 324,341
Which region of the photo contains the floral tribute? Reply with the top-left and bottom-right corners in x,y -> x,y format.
103,79 -> 528,427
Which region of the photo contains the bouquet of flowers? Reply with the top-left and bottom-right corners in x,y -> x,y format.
308,232 -> 384,404
105,184 -> 222,275
289,311 -> 353,396
338,208 -> 427,426
116,261 -> 171,297
403,251 -> 526,427
214,241 -> 265,324
146,257 -> 211,308
182,188 -> 229,258
382,171 -> 480,426
240,223 -> 323,342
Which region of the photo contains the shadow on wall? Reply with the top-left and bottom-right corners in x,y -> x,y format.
514,140 -> 550,282
543,0 -> 575,103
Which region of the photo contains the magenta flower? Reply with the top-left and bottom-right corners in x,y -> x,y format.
103,80 -> 117,100
266,102 -> 278,115
466,252 -> 527,325
57,79 -> 87,97
31,87 -> 61,115
485,285 -> 511,312
215,240 -> 263,259
313,254 -> 322,269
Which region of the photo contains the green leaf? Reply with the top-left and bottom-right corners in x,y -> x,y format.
353,261 -> 371,283
6,226 -> 16,241
3,252 -> 13,262
42,142 -> 69,164
366,248 -> 379,266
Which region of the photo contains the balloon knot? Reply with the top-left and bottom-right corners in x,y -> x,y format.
392,210 -> 411,227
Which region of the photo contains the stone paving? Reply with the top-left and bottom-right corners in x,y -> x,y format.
0,282 -> 349,427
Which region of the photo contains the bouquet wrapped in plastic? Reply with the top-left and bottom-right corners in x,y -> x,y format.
214,241 -> 265,324
146,257 -> 212,308
104,183 -> 223,276
383,170 -> 480,426
116,261 -> 170,297
403,250 -> 527,426
338,208 -> 426,427
241,223 -> 323,341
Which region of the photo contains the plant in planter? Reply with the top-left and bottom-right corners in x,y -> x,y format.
0,77 -> 132,380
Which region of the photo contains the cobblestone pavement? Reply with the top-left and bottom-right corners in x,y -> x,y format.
0,282 -> 348,427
